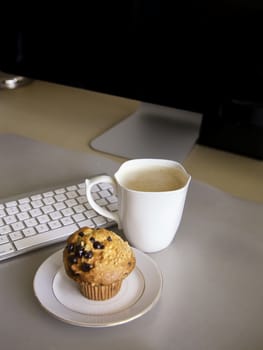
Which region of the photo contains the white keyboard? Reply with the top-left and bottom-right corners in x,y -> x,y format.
0,180 -> 118,261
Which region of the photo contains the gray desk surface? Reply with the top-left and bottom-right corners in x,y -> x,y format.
0,134 -> 263,350
0,81 -> 263,350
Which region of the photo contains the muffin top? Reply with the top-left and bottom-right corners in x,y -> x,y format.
63,227 -> 136,285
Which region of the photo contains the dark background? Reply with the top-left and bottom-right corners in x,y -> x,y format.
1,1 -> 263,158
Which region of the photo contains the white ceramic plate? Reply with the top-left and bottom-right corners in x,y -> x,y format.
33,248 -> 163,327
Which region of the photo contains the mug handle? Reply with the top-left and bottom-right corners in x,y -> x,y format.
85,175 -> 121,228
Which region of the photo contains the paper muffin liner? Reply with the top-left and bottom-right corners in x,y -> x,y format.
79,280 -> 123,300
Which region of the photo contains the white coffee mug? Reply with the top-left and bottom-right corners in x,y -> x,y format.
85,158 -> 191,253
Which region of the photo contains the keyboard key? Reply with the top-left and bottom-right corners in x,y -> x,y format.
43,191 -> 54,197
6,201 -> 17,207
73,205 -> 85,213
43,197 -> 55,205
66,191 -> 78,199
19,203 -> 31,212
61,208 -> 74,217
48,220 -> 62,230
18,197 -> 30,204
55,188 -> 66,194
37,215 -> 50,224
54,202 -> 66,211
42,205 -> 54,214
61,217 -> 74,226
23,227 -> 37,236
72,213 -> 85,222
49,211 -> 62,220
0,209 -> 6,218
93,216 -> 107,226
6,206 -> 19,215
17,212 -> 30,221
11,222 -> 25,231
31,200 -> 43,208
55,194 -> 67,202
67,185 -> 78,191
77,219 -> 95,228
85,210 -> 97,218
3,215 -> 17,225
30,208 -> 42,217
0,235 -> 9,244
9,231 -> 23,241
36,224 -> 49,233
0,243 -> 15,256
31,194 -> 42,201
0,226 -> 12,235
24,218 -> 38,228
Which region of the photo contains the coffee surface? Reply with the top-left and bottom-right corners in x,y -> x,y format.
120,165 -> 186,192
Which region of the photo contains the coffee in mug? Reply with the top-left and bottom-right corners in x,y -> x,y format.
119,165 -> 186,192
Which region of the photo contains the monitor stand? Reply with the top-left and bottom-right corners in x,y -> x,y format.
90,102 -> 202,162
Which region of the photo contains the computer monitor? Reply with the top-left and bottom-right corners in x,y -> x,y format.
0,1 -> 263,159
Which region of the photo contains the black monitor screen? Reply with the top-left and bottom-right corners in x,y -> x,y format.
1,1 -> 263,159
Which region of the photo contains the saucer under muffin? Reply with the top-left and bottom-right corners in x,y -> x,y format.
63,227 -> 136,300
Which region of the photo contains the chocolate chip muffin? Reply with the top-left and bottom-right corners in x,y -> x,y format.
63,227 -> 136,300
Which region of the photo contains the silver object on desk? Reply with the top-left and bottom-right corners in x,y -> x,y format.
91,102 -> 202,162
0,71 -> 32,89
